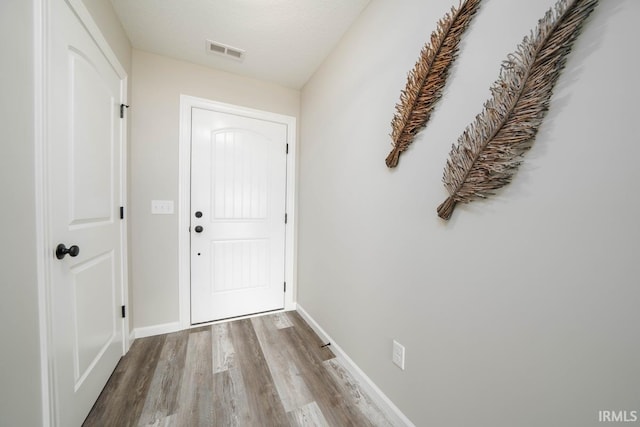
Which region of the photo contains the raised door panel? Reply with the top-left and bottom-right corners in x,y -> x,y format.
69,50 -> 114,226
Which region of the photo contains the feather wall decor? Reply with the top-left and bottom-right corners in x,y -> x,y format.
386,0 -> 481,168
437,0 -> 598,220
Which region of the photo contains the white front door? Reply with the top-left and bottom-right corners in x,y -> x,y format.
190,107 -> 288,323
48,1 -> 125,425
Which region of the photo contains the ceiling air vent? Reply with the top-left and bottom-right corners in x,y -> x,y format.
206,40 -> 245,61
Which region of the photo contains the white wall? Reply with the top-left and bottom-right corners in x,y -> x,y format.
0,2 -> 42,425
130,50 -> 300,329
298,1 -> 640,426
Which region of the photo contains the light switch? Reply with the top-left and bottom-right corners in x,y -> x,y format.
151,200 -> 174,214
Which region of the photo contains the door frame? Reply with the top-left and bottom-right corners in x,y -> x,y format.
34,0 -> 130,424
178,95 -> 297,329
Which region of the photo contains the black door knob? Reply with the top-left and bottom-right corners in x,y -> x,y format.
194,225 -> 204,233
56,243 -> 80,260
195,211 -> 203,218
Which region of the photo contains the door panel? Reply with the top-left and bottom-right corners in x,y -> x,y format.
212,130 -> 269,219
72,251 -> 117,386
211,239 -> 268,291
191,108 -> 287,323
49,1 -> 124,425
69,49 -> 115,225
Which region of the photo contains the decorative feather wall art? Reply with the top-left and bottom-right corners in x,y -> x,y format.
386,0 -> 481,168
437,0 -> 598,220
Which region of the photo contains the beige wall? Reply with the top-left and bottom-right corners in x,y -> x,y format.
299,0 -> 640,425
82,0 -> 131,72
0,1 -> 42,425
130,50 -> 300,329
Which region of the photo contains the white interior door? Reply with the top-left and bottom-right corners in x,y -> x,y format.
190,107 -> 288,323
48,1 -> 125,425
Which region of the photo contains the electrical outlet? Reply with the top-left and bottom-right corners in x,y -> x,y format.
392,340 -> 405,370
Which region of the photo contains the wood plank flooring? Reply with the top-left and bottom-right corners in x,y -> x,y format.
83,311 -> 394,427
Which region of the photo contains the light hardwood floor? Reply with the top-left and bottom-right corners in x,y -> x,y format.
83,311 -> 394,426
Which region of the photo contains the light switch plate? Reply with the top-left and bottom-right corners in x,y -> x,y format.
392,340 -> 405,370
151,200 -> 174,214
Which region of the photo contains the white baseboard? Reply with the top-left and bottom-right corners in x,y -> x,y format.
131,321 -> 182,339
296,305 -> 415,427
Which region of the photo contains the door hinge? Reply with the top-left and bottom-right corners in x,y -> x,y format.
120,104 -> 129,119
286,143 -> 289,154
284,282 -> 287,293
284,213 -> 288,224
120,206 -> 124,219
121,305 -> 126,318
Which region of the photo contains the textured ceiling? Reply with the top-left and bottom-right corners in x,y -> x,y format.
110,0 -> 370,89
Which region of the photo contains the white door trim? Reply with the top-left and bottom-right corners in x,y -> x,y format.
34,0 -> 129,424
178,95 -> 297,330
